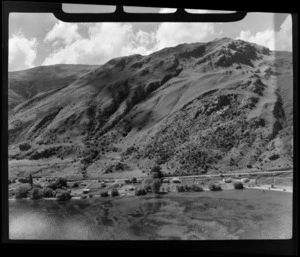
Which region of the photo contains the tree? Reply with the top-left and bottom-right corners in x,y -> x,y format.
111,188 -> 119,197
143,178 -> 153,192
151,179 -> 161,194
233,181 -> 244,189
135,187 -> 147,196
209,183 -> 222,191
55,189 -> 71,201
100,191 -> 109,197
29,188 -> 43,199
151,165 -> 163,178
15,184 -> 31,199
56,177 -> 68,188
43,188 -> 54,198
29,173 -> 33,189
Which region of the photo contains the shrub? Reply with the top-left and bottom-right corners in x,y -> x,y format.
43,188 -> 54,198
177,185 -> 185,192
15,184 -> 31,199
47,182 -> 59,190
55,189 -> 71,201
151,179 -> 161,194
247,164 -> 253,168
56,177 -> 68,188
89,194 -> 93,198
8,180 -> 11,185
18,177 -> 29,183
269,154 -> 280,161
233,181 -> 244,189
184,185 -> 191,192
135,187 -> 147,196
100,191 -> 109,197
29,188 -> 43,200
111,188 -> 119,197
131,177 -> 137,183
19,142 -> 31,151
72,182 -> 79,188
209,183 -> 222,191
47,178 -> 68,190
190,184 -> 204,192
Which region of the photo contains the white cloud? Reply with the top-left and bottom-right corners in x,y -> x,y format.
44,21 -> 81,45
42,23 -> 155,66
9,33 -> 38,71
152,22 -> 222,51
42,18 -> 221,66
237,15 -> 292,51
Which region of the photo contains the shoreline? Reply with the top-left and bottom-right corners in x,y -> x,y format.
8,186 -> 293,201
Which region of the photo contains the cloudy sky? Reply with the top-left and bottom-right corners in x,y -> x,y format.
8,6 -> 292,71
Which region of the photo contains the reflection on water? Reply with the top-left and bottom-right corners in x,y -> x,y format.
9,190 -> 292,240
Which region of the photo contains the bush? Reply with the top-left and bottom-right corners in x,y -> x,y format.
8,180 -> 11,185
100,191 -> 109,197
131,177 -> 137,183
19,142 -> 31,151
47,178 -> 68,190
135,187 -> 147,196
55,189 -> 71,201
151,179 -> 161,194
43,188 -> 54,198
56,178 -> 68,188
177,185 -> 185,192
209,183 -> 222,191
29,188 -> 43,200
18,177 -> 29,183
72,182 -> 79,188
111,188 -> 119,197
269,154 -> 280,161
15,184 -> 31,199
190,184 -> 204,192
47,182 -> 59,190
89,194 -> 93,198
233,181 -> 244,189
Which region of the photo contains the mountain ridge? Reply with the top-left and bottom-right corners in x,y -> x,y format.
8,38 -> 293,179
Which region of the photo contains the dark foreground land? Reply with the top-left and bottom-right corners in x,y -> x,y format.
9,189 -> 292,240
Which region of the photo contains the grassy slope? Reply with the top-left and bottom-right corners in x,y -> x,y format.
8,39 -> 293,179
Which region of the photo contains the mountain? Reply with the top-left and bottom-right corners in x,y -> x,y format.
8,38 -> 293,179
8,64 -> 99,110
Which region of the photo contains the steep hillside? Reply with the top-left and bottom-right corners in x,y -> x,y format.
8,64 -> 99,110
8,38 -> 293,179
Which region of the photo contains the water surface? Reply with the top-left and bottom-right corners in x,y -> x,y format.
9,189 -> 292,240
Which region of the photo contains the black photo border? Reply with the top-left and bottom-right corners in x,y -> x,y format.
1,1 -> 298,256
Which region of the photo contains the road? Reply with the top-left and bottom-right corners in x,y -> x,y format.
33,169 -> 293,182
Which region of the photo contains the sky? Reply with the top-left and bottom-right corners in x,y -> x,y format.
8,5 -> 292,71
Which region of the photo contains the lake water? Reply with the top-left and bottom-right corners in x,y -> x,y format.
9,189 -> 293,240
